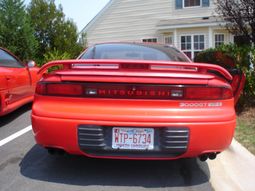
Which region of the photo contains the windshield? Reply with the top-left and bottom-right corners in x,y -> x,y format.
79,43 -> 190,62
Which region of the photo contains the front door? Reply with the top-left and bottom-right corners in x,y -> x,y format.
0,49 -> 31,104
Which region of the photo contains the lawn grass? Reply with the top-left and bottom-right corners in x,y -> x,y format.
235,107 -> 255,155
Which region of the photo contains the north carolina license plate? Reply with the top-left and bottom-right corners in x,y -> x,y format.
112,127 -> 154,150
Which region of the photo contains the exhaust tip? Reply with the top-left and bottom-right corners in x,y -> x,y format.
208,152 -> 217,160
199,152 -> 218,161
199,154 -> 208,162
47,147 -> 66,156
47,148 -> 56,155
56,149 -> 66,156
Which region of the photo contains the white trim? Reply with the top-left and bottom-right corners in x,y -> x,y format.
174,29 -> 178,47
208,27 -> 213,48
183,0 -> 202,8
157,22 -> 226,30
230,34 -> 234,44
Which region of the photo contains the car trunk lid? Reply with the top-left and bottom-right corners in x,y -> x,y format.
37,59 -> 235,101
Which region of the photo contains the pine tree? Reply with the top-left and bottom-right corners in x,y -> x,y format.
27,0 -> 82,63
0,0 -> 38,61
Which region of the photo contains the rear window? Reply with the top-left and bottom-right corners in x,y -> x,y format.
79,43 -> 190,62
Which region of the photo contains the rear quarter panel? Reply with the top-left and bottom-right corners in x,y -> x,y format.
28,66 -> 40,92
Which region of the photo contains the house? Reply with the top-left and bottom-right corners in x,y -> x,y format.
81,0 -> 233,59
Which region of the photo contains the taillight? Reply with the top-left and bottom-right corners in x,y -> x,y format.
36,82 -> 233,100
185,87 -> 233,100
36,83 -> 83,96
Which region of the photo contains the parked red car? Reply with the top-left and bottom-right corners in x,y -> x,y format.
32,43 -> 245,161
0,47 -> 39,116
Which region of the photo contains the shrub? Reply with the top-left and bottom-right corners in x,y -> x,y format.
42,48 -> 71,73
194,48 -> 235,69
194,44 -> 255,107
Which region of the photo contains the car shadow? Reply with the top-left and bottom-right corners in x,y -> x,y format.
20,145 -> 211,188
0,103 -> 32,127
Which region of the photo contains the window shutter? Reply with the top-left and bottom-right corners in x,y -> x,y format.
202,0 -> 210,7
176,0 -> 183,9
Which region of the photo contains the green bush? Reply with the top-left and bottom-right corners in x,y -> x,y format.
194,48 -> 235,69
42,48 -> 71,73
194,44 -> 255,107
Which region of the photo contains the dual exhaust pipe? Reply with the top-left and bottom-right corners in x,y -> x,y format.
47,147 -> 219,161
199,152 -> 219,161
47,148 -> 66,156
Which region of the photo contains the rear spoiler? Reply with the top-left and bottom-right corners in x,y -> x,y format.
38,59 -> 233,81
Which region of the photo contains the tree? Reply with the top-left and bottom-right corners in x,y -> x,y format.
78,32 -> 88,49
216,0 -> 255,44
27,0 -> 82,64
0,0 -> 38,61
52,19 -> 82,57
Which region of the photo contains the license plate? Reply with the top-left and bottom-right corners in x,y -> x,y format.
112,127 -> 154,150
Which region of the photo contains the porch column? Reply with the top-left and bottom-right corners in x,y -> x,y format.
208,27 -> 213,48
174,29 -> 178,48
230,34 -> 234,43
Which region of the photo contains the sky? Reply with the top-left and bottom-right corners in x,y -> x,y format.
24,0 -> 110,32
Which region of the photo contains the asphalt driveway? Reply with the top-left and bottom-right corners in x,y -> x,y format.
0,104 -> 213,191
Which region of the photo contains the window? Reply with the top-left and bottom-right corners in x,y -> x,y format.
175,0 -> 209,9
164,36 -> 173,45
215,34 -> 224,47
194,35 -> 205,58
181,36 -> 192,59
0,49 -> 23,68
184,0 -> 201,7
181,35 -> 205,59
181,36 -> 192,50
142,38 -> 157,43
79,43 -> 190,62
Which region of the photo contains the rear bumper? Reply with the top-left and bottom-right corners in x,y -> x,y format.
31,114 -> 236,160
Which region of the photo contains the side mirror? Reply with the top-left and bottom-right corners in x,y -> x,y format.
27,60 -> 36,68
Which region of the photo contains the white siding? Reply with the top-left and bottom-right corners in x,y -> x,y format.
83,0 -> 216,45
85,0 -> 171,44
82,0 -> 233,53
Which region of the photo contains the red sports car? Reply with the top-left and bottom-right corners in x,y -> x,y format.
0,47 -> 39,116
32,43 -> 245,161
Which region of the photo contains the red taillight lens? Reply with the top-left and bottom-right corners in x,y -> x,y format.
185,87 -> 233,100
36,82 -> 233,100
36,83 -> 83,96
35,83 -> 46,95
